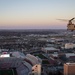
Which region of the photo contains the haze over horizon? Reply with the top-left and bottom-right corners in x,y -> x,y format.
0,0 -> 75,29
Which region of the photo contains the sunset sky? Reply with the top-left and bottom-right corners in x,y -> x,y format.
0,0 -> 75,29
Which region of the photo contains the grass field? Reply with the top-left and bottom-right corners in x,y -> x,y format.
0,68 -> 17,75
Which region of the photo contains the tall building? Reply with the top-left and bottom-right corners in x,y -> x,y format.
64,63 -> 75,75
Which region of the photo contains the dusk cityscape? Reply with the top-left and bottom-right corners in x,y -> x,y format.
0,0 -> 75,75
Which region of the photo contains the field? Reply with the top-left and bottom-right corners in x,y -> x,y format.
0,68 -> 17,75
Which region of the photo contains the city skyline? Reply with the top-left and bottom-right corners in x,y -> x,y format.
0,0 -> 75,29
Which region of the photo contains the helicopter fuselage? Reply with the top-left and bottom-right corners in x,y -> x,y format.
67,24 -> 75,31
67,18 -> 75,31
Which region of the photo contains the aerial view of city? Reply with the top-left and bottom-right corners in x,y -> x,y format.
0,0 -> 75,75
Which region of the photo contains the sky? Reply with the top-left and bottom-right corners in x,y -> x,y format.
0,0 -> 75,29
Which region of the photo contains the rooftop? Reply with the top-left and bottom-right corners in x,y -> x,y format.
66,63 -> 75,65
43,47 -> 59,51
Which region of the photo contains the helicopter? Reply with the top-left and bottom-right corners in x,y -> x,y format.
57,18 -> 75,31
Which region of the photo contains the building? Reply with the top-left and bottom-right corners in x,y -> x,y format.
65,43 -> 75,49
64,63 -> 75,75
65,53 -> 75,58
42,47 -> 59,54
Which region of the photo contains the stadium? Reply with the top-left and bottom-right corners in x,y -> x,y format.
0,51 -> 41,75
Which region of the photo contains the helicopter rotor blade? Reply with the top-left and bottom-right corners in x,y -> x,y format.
57,19 -> 69,21
56,19 -> 69,22
57,19 -> 75,22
